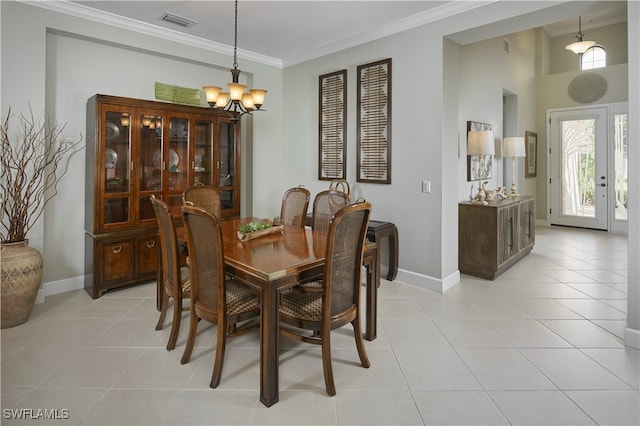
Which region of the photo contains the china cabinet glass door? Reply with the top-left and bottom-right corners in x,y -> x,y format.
193,117 -> 214,186
167,115 -> 190,216
102,107 -> 132,227
218,119 -> 238,215
138,111 -> 164,224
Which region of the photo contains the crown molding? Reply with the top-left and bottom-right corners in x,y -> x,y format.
19,0 -> 283,68
283,1 -> 496,67
21,0 -> 493,69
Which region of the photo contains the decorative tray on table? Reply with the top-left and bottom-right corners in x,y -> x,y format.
237,219 -> 284,242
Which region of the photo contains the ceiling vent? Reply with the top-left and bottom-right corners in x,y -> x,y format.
161,13 -> 196,28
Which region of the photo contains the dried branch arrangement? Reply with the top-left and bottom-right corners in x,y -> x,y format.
1,107 -> 83,243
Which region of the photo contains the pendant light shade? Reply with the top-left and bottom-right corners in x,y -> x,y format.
565,16 -> 596,54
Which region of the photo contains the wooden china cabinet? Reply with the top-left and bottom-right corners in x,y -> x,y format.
84,94 -> 240,298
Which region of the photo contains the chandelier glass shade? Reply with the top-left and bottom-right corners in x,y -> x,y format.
565,16 -> 596,54
203,0 -> 267,118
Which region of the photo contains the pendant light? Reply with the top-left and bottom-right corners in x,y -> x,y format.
203,0 -> 267,119
565,16 -> 596,54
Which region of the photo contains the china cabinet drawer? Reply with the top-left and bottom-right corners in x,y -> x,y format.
101,239 -> 134,283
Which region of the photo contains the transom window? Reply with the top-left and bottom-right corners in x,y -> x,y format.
581,45 -> 606,70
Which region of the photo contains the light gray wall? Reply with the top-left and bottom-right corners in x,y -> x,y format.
455,29 -> 538,203
1,1 -> 284,285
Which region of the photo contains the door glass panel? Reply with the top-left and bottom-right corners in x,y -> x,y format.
220,190 -> 234,211
104,198 -> 129,224
219,122 -> 235,187
140,114 -> 163,191
194,120 -> 213,185
561,119 -> 596,218
105,111 -> 131,194
613,113 -> 628,221
168,117 -> 189,191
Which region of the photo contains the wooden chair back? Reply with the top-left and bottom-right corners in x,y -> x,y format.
150,195 -> 180,298
183,184 -> 221,218
280,186 -> 311,227
311,189 -> 349,233
329,179 -> 350,202
325,201 -> 370,317
181,205 -> 225,316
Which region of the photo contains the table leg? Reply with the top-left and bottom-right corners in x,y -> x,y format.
260,283 -> 280,407
386,224 -> 399,281
363,245 -> 378,341
156,244 -> 162,311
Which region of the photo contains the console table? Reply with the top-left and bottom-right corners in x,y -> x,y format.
459,196 -> 535,280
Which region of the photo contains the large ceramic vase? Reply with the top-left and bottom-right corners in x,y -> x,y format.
1,240 -> 43,328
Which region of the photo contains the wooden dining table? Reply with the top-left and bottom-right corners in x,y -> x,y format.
160,217 -> 379,407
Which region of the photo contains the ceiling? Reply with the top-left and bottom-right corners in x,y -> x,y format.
52,1 -> 627,67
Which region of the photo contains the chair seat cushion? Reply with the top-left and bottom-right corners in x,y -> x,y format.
280,290 -> 322,322
295,280 -> 324,294
226,280 -> 259,315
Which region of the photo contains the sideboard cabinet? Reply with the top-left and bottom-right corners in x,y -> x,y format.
85,94 -> 240,298
458,197 -> 535,280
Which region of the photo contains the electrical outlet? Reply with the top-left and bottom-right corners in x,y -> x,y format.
422,180 -> 431,193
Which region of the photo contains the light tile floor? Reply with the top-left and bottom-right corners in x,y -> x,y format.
2,226 -> 638,425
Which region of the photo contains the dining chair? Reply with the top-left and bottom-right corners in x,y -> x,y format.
311,189 -> 350,233
180,205 -> 260,388
183,184 -> 221,217
279,201 -> 372,396
150,195 -> 190,351
295,189 -> 351,293
328,179 -> 351,202
279,186 -> 310,227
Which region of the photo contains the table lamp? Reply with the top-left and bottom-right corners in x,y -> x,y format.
468,130 -> 494,205
503,137 -> 526,198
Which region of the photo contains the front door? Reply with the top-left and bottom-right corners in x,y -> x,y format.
549,108 -> 608,230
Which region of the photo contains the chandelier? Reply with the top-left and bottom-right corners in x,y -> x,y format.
203,0 -> 267,119
565,16 -> 596,54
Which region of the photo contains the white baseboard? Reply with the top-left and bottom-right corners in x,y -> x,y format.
624,327 -> 640,349
395,268 -> 460,293
535,219 -> 550,227
35,275 -> 85,303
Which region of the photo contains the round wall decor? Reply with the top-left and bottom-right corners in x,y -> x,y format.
568,73 -> 608,104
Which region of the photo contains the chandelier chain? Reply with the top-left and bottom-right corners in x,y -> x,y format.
233,0 -> 239,69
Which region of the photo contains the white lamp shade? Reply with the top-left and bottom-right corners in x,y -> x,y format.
467,130 -> 495,155
503,137 -> 526,157
565,40 -> 596,54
